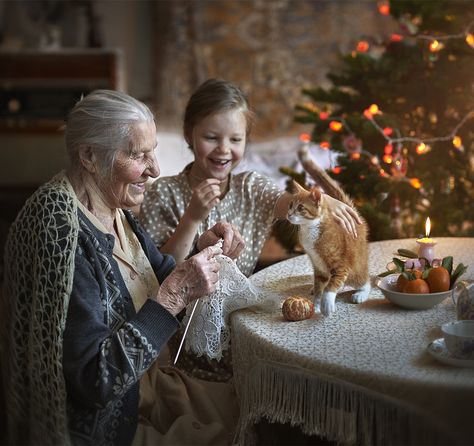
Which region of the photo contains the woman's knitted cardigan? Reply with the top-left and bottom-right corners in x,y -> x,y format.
2,173 -> 178,445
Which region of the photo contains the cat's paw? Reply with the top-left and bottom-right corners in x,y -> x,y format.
314,297 -> 321,313
351,283 -> 371,304
320,292 -> 336,316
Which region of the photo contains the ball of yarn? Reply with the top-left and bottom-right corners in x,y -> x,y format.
282,296 -> 314,321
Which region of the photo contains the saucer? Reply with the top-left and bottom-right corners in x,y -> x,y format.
427,338 -> 474,368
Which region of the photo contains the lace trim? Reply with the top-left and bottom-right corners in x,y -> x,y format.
183,255 -> 278,360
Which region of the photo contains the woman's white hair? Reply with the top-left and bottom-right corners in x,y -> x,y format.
65,89 -> 154,177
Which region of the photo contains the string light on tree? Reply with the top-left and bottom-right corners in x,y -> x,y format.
290,1 -> 474,242
329,121 -> 343,132
415,20 -> 474,50
320,141 -> 330,150
466,32 -> 474,48
373,4 -> 474,56
295,103 -> 472,200
377,1 -> 390,16
362,105 -> 473,158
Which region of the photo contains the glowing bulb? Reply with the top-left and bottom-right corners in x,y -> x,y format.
429,40 -> 439,51
319,112 -> 329,120
363,104 -> 380,120
320,141 -> 330,150
350,152 -> 361,160
429,40 -> 445,52
384,144 -> 393,155
466,33 -> 474,48
452,135 -> 462,149
369,104 -> 380,114
356,41 -> 370,53
378,1 -> 390,15
416,143 -> 426,154
390,34 -> 403,42
329,121 -> 343,131
409,178 -> 422,189
299,133 -> 311,143
383,127 -> 393,136
332,166 -> 342,174
383,154 -> 393,164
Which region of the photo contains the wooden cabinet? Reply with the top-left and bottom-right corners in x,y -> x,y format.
0,49 -> 124,133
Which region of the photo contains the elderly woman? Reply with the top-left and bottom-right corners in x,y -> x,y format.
1,90 -> 243,446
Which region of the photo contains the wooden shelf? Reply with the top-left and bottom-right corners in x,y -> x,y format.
0,49 -> 124,133
0,49 -> 122,83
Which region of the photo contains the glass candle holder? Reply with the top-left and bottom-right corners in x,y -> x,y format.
416,238 -> 437,263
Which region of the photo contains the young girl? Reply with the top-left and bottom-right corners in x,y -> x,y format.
140,78 -> 361,381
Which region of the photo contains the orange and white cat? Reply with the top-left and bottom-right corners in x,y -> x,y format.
287,148 -> 370,315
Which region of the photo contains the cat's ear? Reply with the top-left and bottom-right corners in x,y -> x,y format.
310,187 -> 322,203
291,181 -> 307,194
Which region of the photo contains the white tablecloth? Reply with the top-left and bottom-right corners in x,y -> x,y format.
231,238 -> 474,445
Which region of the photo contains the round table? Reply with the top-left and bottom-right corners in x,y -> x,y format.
231,238 -> 474,445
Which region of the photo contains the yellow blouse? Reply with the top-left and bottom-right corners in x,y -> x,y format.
76,200 -> 159,312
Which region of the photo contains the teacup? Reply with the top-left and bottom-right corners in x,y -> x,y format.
441,320 -> 474,360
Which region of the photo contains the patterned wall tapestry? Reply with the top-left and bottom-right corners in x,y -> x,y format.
153,0 -> 394,139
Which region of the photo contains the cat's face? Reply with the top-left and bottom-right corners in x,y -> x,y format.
287,182 -> 322,225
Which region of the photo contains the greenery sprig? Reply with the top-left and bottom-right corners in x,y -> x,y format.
378,248 -> 467,288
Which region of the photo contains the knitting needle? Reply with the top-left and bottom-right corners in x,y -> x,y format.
173,239 -> 223,365
173,298 -> 199,365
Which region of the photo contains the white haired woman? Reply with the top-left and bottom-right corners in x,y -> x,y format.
1,90 -> 243,446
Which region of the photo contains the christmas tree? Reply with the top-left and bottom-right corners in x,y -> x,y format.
291,0 -> 474,241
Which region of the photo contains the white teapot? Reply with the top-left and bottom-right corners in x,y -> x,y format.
453,281 -> 474,320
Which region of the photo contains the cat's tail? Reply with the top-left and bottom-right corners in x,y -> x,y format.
298,145 -> 354,207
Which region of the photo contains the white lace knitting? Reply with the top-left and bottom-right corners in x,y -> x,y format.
183,255 -> 278,360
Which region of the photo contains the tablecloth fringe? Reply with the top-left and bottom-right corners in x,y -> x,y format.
235,361 -> 451,446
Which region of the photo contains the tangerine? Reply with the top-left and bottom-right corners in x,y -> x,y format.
396,270 -> 422,292
403,278 -> 430,294
426,266 -> 450,293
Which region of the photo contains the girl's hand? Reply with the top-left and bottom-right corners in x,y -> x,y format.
156,244 -> 222,315
324,194 -> 362,238
187,178 -> 222,222
197,221 -> 245,260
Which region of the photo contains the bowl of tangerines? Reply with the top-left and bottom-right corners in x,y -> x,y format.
376,249 -> 467,310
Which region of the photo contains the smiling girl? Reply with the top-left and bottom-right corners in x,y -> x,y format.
141,79 -> 359,277
139,79 -> 360,382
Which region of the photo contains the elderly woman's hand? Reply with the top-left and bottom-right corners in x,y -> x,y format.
196,221 -> 245,260
324,194 -> 362,238
156,243 -> 222,316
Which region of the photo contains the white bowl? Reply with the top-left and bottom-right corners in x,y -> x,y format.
376,275 -> 452,310
441,320 -> 474,360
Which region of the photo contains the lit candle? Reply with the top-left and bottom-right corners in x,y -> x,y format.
416,217 -> 437,262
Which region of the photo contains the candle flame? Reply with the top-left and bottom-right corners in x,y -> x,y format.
425,217 -> 431,238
